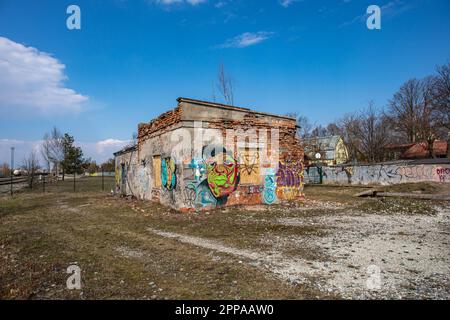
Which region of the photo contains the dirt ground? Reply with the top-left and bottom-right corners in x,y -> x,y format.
0,178 -> 449,300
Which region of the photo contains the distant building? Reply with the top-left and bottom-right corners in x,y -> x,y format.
303,135 -> 349,166
387,140 -> 448,160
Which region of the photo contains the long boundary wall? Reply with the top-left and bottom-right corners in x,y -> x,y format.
306,161 -> 450,185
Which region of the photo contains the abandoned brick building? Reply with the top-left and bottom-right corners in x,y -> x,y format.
114,97 -> 304,211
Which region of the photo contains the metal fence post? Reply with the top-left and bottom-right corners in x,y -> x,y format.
10,147 -> 14,196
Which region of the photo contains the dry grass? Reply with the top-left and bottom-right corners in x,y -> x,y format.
0,178 -> 445,300
0,177 -> 326,300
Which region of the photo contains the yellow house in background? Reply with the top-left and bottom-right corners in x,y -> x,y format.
303,135 -> 349,166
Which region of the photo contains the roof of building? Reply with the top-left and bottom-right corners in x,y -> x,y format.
113,144 -> 137,156
177,97 -> 297,121
303,135 -> 343,160
401,140 -> 448,159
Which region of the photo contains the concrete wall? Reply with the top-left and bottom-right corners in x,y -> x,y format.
314,162 -> 450,185
116,126 -> 305,211
115,99 -> 305,211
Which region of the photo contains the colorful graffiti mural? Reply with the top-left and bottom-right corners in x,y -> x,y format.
263,169 -> 277,204
161,157 -> 177,190
184,180 -> 218,209
116,143 -> 305,210
205,149 -> 239,199
182,146 -> 240,209
188,158 -> 206,182
182,149 -> 307,209
276,158 -> 304,200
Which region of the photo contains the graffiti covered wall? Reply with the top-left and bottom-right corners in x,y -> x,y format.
114,98 -> 305,211
313,162 -> 450,185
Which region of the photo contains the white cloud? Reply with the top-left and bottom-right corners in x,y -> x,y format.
279,0 -> 301,8
186,0 -> 206,4
216,31 -> 274,49
94,139 -> 131,154
0,138 -> 130,167
215,1 -> 227,8
152,0 -> 207,5
76,139 -> 131,163
0,37 -> 88,115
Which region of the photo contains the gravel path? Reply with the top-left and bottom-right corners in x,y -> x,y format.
148,204 -> 450,299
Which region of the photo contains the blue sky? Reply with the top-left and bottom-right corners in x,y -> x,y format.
0,0 -> 449,164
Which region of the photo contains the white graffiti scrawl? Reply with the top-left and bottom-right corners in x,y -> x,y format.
319,163 -> 450,185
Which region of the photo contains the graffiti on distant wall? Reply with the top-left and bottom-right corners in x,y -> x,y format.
161,157 -> 177,190
317,164 -> 450,185
276,158 -> 304,200
263,168 -> 277,204
436,167 -> 450,182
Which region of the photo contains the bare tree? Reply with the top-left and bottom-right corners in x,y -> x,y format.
42,127 -> 64,179
211,80 -> 217,102
284,113 -> 314,139
431,62 -> 450,132
326,123 -> 341,136
41,137 -> 51,173
0,163 -> 10,177
336,103 -> 391,163
125,132 -> 137,149
297,115 -> 313,139
311,125 -> 328,138
354,103 -> 391,163
338,114 -> 364,162
387,78 -> 437,143
22,150 -> 40,188
216,63 -> 235,105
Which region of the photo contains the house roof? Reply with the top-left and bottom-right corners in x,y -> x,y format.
113,145 -> 137,157
303,135 -> 343,161
401,140 -> 448,159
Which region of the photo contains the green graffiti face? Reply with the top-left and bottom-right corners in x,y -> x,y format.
206,153 -> 238,198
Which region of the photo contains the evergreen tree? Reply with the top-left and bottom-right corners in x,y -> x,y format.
61,133 -> 85,175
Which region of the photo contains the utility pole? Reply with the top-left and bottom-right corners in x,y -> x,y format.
73,165 -> 76,192
10,147 -> 14,196
101,165 -> 104,191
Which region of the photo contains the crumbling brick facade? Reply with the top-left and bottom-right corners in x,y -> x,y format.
114,98 -> 304,211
